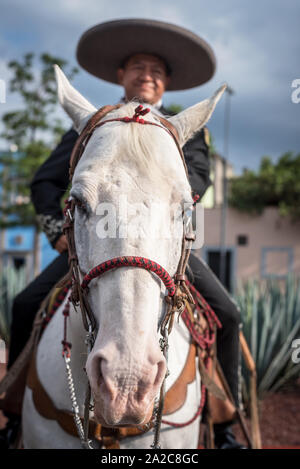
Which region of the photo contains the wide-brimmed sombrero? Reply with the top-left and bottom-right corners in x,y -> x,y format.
76,18 -> 216,91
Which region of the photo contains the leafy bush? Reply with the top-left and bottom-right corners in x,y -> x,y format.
0,265 -> 26,344
229,153 -> 300,220
236,274 -> 300,399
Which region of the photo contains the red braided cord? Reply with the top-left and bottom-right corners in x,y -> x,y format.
92,102 -> 173,134
187,280 -> 222,329
162,283 -> 221,429
81,256 -> 176,297
180,280 -> 221,351
161,383 -> 206,428
181,311 -> 212,349
42,283 -> 71,329
88,104 -> 170,130
193,194 -> 200,204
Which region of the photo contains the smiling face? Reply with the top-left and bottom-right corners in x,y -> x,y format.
117,53 -> 170,105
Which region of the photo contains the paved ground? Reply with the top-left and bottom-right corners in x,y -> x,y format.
233,378 -> 300,449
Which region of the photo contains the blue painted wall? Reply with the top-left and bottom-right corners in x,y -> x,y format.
2,226 -> 58,271
40,231 -> 59,270
5,226 -> 34,251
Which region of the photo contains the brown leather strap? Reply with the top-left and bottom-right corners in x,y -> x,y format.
68,105 -> 188,183
0,288 -> 54,400
197,351 -> 226,402
69,104 -> 122,180
26,347 -> 100,439
100,427 -> 121,449
163,343 -> 196,415
157,115 -> 189,179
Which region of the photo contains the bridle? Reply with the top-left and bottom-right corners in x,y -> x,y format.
61,103 -> 199,449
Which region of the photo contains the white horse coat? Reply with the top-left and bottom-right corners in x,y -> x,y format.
22,66 -> 225,449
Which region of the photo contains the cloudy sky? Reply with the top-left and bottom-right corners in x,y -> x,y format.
0,0 -> 299,173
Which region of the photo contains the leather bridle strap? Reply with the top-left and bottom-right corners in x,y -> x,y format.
73,106 -> 189,181
61,103 -> 198,449
64,103 -> 196,333
69,104 -> 122,180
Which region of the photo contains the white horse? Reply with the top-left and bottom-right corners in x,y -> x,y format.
22,66 -> 225,449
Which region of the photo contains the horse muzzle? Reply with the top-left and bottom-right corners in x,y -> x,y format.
86,350 -> 166,426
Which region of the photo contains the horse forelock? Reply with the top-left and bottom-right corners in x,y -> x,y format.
72,102 -> 191,202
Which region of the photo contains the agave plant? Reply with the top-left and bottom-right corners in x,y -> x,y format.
236,274 -> 300,399
0,265 -> 26,344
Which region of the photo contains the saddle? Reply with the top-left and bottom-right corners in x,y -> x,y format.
0,281 -> 247,449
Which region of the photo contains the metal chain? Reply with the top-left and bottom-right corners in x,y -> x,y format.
83,324 -> 96,443
64,354 -> 94,449
151,326 -> 169,449
63,285 -> 96,449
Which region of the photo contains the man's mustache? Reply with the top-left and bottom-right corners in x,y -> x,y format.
134,80 -> 156,88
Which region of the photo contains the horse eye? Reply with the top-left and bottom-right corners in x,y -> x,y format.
73,196 -> 87,213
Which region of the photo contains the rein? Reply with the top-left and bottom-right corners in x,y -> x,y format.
62,103 -> 200,449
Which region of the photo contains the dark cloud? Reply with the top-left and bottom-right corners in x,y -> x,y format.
0,0 -> 299,173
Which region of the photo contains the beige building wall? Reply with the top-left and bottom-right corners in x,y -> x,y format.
194,152 -> 300,289
199,206 -> 300,287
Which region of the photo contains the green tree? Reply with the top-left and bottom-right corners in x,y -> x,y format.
0,53 -> 78,276
229,152 -> 300,219
166,103 -> 184,115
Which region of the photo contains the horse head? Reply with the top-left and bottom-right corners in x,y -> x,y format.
55,65 -> 225,427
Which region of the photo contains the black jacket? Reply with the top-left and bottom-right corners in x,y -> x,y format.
30,107 -> 211,247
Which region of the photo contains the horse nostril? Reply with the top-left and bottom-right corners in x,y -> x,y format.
98,358 -> 116,400
88,347 -> 167,405
135,360 -> 166,402
97,357 -> 104,386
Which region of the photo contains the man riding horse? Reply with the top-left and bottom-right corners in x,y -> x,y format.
1,19 -> 244,449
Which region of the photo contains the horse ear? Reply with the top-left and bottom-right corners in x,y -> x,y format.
54,64 -> 97,133
168,85 -> 227,146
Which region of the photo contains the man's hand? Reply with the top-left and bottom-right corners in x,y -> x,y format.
54,234 -> 68,253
